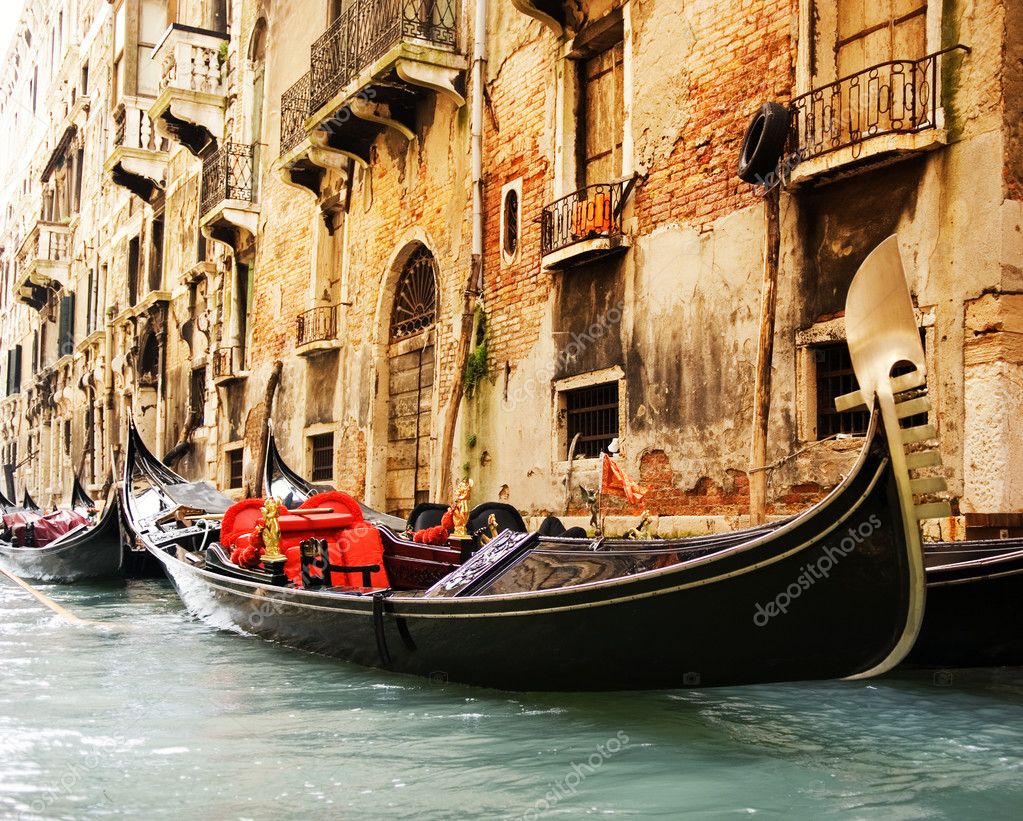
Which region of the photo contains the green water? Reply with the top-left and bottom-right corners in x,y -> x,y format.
1,579 -> 1020,820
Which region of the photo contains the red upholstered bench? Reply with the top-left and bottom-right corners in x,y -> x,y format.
219,491 -> 389,589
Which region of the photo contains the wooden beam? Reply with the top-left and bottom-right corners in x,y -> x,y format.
749,187 -> 781,524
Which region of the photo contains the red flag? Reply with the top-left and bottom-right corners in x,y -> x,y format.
601,455 -> 648,506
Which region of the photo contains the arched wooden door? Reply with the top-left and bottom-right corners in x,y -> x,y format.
386,246 -> 438,517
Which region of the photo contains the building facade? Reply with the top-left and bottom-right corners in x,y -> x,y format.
0,0 -> 1020,535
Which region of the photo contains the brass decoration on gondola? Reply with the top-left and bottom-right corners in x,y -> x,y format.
476,513 -> 499,546
451,478 -> 473,537
259,496 -> 285,565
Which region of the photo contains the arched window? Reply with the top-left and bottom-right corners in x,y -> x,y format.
390,246 -> 437,341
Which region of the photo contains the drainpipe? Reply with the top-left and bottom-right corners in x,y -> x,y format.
439,0 -> 487,497
471,0 -> 486,277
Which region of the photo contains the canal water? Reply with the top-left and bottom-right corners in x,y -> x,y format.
1,579 -> 1021,820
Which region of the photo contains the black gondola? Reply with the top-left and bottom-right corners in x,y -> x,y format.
0,491 -> 123,582
118,422 -> 232,578
71,474 -> 96,510
127,238 -> 941,691
263,426 -> 407,530
906,539 -> 1023,667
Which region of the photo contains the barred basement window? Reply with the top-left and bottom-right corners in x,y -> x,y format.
228,449 -> 243,489
565,381 -> 619,459
310,433 -> 334,483
814,341 -> 927,437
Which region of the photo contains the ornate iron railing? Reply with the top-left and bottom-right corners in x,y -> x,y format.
297,304 -> 339,346
541,182 -> 624,258
200,142 -> 255,217
212,346 -> 242,379
280,72 -> 311,155
790,46 -> 968,164
309,0 -> 458,113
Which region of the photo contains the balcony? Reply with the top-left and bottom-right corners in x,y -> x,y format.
212,346 -> 247,386
788,46 -> 969,185
540,182 -> 629,271
14,222 -> 71,310
199,142 -> 259,247
510,0 -> 568,34
105,97 -> 169,202
296,304 -> 340,356
149,24 -> 229,156
277,71 -> 341,196
300,0 -> 466,171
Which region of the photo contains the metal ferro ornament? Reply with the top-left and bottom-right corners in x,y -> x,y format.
451,478 -> 473,537
259,496 -> 285,563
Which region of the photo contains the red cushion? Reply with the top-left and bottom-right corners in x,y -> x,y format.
301,491 -> 364,520
220,499 -> 266,548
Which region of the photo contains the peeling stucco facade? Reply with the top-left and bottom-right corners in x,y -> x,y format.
1,0 -> 1021,537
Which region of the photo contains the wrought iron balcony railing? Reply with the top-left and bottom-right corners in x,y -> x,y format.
212,346 -> 243,380
281,72 -> 311,155
790,46 -> 969,164
297,304 -> 339,347
541,183 -> 624,258
200,142 -> 256,217
309,0 -> 458,113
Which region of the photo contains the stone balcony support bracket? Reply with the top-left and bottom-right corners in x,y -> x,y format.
149,24 -> 229,156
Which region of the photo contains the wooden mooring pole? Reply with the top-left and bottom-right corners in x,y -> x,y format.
749,186 -> 781,524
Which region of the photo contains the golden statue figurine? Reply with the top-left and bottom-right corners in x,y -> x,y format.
451,478 -> 473,538
258,496 -> 285,564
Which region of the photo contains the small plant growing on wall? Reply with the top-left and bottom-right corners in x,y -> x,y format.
463,305 -> 488,398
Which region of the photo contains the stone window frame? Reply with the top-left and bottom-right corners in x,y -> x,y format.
552,7 -> 636,202
304,422 -> 336,484
795,1 -> 945,96
794,307 -> 935,443
552,365 -> 625,469
500,178 -> 522,267
223,440 -> 244,490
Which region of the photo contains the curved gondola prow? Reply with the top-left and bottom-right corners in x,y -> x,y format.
839,235 -> 947,679
263,424 -> 317,503
71,473 -> 95,510
22,489 -> 40,512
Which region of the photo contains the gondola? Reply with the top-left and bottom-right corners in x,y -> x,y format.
118,423 -> 233,578
263,426 -> 407,531
905,539 -> 1023,667
131,237 -> 939,691
0,487 -> 122,582
71,474 -> 96,511
0,486 -> 19,513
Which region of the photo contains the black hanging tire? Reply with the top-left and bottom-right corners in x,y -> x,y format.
737,102 -> 790,184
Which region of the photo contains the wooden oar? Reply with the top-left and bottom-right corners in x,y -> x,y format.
0,565 -> 111,629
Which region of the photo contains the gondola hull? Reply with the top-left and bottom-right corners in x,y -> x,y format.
148,430 -> 920,691
0,501 -> 123,583
906,544 -> 1023,668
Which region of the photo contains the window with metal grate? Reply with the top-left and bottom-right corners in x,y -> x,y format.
565,381 -> 619,459
309,433 -> 334,483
